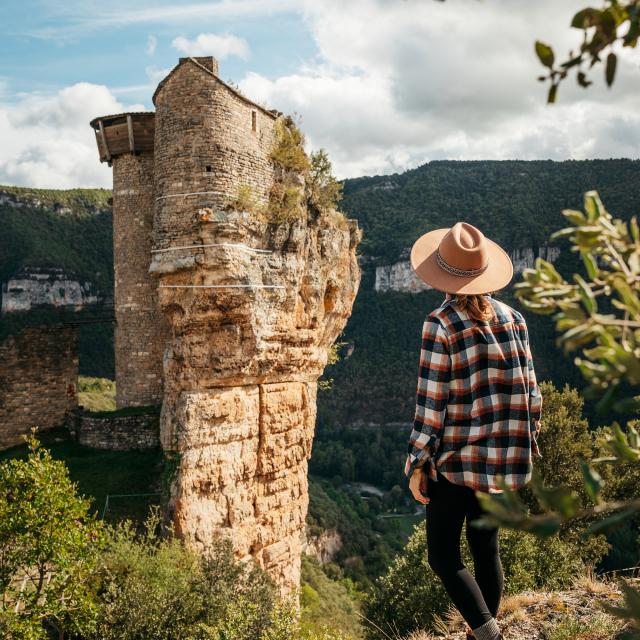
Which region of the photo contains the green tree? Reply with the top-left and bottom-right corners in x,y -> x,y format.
0,434 -> 105,640
477,193 -> 640,627
92,510 -> 276,640
534,1 -> 640,102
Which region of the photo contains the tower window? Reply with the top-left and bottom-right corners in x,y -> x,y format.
205,165 -> 212,172
251,110 -> 257,132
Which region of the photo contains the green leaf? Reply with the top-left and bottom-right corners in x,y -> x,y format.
530,470 -> 580,518
609,423 -> 640,462
631,217 -> 640,243
535,41 -> 555,68
606,52 -> 618,87
562,209 -> 587,225
577,71 -> 593,88
580,461 -> 603,503
584,191 -> 603,221
524,515 -> 563,537
583,506 -> 639,535
550,227 -> 575,241
548,83 -> 558,104
574,274 -> 597,314
581,252 -> 599,278
613,396 -> 640,414
571,8 -> 602,29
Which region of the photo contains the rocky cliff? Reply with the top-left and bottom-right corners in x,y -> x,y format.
374,245 -> 561,293
153,205 -> 360,594
0,186 -> 113,316
1,267 -> 99,312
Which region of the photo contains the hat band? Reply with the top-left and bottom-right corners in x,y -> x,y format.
436,249 -> 488,277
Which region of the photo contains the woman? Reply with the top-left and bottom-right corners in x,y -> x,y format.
403,222 -> 542,640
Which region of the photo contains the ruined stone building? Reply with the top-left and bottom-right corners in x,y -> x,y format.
90,56 -> 360,593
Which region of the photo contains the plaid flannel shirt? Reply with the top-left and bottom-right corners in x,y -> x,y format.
405,295 -> 542,492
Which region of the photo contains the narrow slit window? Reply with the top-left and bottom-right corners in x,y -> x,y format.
205,165 -> 212,172
251,110 -> 257,132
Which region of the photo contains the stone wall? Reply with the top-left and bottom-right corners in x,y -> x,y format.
152,58 -> 277,256
68,409 -> 160,450
0,325 -> 78,449
112,152 -> 169,407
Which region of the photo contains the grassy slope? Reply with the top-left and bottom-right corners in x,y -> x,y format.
0,428 -> 163,523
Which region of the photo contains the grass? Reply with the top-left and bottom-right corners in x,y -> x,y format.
300,554 -> 364,639
543,613 -> 624,640
81,404 -> 161,418
0,427 -> 163,524
77,375 -> 116,412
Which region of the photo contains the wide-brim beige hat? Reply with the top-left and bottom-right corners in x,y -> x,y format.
410,222 -> 513,294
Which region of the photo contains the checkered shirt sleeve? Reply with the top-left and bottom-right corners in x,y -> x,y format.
405,317 -> 450,480
524,324 -> 543,423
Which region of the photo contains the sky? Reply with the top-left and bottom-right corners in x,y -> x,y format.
1,0 -> 639,188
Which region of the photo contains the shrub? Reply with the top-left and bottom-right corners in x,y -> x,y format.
91,510 -> 277,640
268,181 -> 305,223
269,116 -> 310,174
224,184 -> 265,216
307,150 -> 343,212
362,522 -> 585,639
0,435 -> 105,639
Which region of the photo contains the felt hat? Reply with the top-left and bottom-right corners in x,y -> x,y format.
410,222 -> 513,294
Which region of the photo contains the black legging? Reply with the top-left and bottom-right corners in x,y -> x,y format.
426,471 -> 504,630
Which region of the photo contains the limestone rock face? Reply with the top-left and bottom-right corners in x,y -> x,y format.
154,207 -> 360,594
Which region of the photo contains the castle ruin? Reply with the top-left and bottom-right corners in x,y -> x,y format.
90,56 -> 360,593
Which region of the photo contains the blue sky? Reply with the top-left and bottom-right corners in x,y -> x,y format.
1,1 -> 313,102
1,0 -> 640,188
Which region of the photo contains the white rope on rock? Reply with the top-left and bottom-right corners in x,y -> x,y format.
151,242 -> 271,255
155,190 -> 224,201
159,284 -> 284,290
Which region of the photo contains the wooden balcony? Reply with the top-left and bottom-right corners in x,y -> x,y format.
90,112 -> 155,164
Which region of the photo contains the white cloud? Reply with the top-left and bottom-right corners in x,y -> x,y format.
0,83 -> 142,188
145,65 -> 172,84
146,34 -> 157,55
171,33 -> 250,60
238,0 -> 640,178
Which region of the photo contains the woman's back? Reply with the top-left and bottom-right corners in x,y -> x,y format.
408,294 -> 542,492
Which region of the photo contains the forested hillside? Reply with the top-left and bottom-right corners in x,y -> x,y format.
317,159 -> 640,429
2,159 -> 639,400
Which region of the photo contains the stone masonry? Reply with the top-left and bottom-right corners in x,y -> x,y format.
68,410 -> 160,450
0,326 -> 78,449
91,56 -> 361,595
112,153 -> 169,407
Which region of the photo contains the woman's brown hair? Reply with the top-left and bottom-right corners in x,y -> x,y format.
453,294 -> 495,322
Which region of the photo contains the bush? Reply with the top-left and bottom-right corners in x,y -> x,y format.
362,522 -> 585,639
91,510 -> 277,640
0,435 -> 105,639
269,116 -> 310,174
307,150 -> 343,212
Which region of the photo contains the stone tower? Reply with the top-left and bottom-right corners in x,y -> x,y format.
91,57 -> 361,595
90,112 -> 168,408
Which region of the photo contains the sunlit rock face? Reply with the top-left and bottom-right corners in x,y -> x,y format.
155,208 -> 360,594
1,268 -> 99,312
374,245 -> 561,293
148,57 -> 361,595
